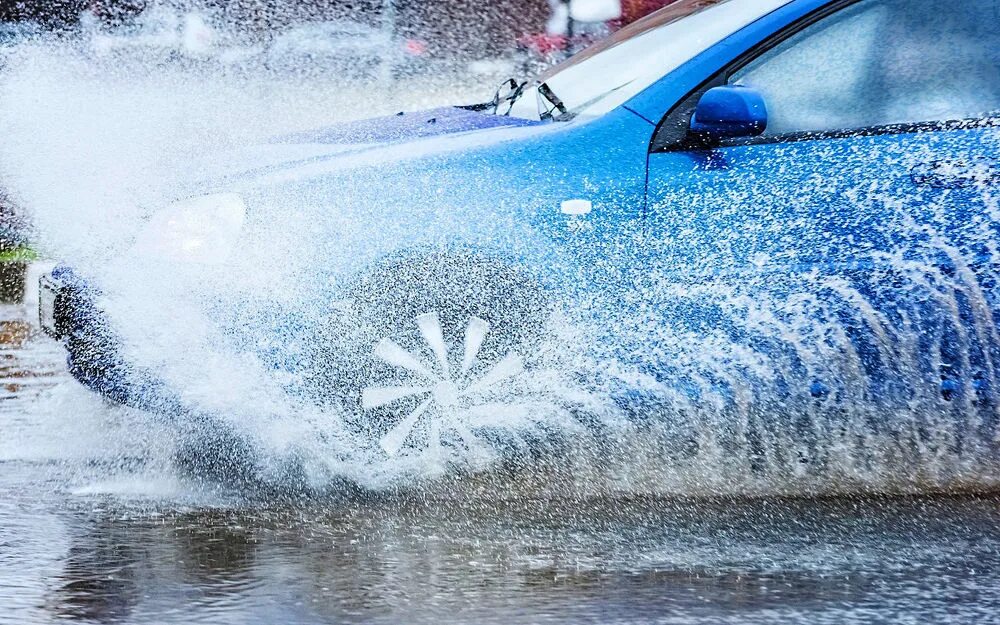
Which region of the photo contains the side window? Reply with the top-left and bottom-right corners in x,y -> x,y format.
730,0 -> 1000,137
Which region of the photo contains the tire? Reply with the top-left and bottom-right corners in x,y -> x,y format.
302,250 -> 564,462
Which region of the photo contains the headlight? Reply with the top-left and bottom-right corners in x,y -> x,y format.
134,193 -> 246,264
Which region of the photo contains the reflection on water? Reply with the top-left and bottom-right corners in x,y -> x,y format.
3,308 -> 1000,624
0,316 -> 63,401
13,495 -> 1000,625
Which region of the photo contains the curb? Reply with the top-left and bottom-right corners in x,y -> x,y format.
0,261 -> 26,304
0,262 -> 57,329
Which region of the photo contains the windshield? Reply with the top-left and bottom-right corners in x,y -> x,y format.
540,0 -> 724,81
506,0 -> 790,120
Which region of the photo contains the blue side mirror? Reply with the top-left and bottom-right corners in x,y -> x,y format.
689,85 -> 767,140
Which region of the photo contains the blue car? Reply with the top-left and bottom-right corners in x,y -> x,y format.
39,0 -> 1000,485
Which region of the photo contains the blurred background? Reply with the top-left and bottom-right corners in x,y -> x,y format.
0,0 -> 681,62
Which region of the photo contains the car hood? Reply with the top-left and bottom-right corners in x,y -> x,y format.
274,106 -> 540,145
189,106 -> 546,188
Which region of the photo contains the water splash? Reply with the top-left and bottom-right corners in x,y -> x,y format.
1,23 -> 999,500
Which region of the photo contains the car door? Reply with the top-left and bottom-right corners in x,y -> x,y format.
639,0 -> 1000,414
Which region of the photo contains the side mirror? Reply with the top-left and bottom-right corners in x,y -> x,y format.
689,85 -> 767,140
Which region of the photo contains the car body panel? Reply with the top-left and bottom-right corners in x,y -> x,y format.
640,0 -> 1000,405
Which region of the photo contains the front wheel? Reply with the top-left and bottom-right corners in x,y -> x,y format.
363,310 -> 536,458
307,251 -> 593,466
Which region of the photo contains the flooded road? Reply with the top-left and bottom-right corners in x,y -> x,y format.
2,301 -> 1000,624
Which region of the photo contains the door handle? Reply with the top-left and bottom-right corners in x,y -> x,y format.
910,157 -> 1000,189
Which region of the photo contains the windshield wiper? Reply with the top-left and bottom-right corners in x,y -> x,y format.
458,78 -> 528,116
461,78 -> 570,121
494,78 -> 529,116
537,82 -> 569,121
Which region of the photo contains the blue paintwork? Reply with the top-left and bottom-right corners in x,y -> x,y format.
49,0 -> 1000,425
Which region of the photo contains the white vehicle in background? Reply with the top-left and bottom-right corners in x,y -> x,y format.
83,5 -> 261,66
513,0 -> 622,74
263,19 -> 430,79
87,5 -> 214,59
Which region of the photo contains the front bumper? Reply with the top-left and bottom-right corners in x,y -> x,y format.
39,267 -> 177,411
38,272 -> 72,340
